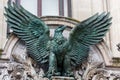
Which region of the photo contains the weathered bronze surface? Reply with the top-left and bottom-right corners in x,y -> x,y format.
4,1 -> 112,79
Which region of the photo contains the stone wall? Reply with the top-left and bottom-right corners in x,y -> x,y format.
0,0 -> 7,49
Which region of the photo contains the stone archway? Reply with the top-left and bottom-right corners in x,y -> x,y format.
0,16 -> 119,80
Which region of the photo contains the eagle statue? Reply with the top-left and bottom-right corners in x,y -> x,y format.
4,2 -> 112,79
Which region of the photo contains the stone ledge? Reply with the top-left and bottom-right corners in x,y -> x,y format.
51,76 -> 75,80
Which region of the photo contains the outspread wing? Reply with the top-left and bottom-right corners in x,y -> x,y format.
5,2 -> 50,64
67,12 -> 112,67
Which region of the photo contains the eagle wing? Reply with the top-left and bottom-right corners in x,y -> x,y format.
5,2 -> 50,64
67,12 -> 112,67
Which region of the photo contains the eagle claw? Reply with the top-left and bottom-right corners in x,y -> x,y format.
43,69 -> 60,79
64,71 -> 74,77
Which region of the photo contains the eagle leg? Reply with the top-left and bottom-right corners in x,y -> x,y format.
63,55 -> 74,77
44,52 -> 60,79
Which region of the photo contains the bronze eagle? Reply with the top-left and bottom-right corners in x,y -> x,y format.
4,2 -> 112,79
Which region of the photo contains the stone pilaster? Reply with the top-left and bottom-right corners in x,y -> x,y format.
0,0 -> 7,49
0,0 -> 8,49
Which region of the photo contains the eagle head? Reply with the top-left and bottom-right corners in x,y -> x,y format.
55,25 -> 66,33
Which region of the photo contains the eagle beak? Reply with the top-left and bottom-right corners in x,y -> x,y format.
61,26 -> 66,32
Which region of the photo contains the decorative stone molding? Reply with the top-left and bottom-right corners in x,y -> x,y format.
40,16 -> 80,27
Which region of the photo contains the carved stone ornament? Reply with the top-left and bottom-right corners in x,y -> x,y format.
1,1 -> 120,80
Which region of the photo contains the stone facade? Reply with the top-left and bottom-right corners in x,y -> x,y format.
0,0 -> 120,80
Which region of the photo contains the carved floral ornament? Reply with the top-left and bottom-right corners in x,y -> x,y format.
0,1 -> 120,80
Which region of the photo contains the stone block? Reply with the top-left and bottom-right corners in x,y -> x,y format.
51,76 -> 75,80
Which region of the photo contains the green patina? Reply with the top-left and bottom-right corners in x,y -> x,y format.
4,1 -> 112,79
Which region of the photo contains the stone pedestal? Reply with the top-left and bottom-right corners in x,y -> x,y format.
52,76 -> 75,80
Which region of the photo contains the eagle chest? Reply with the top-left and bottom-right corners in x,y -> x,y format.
50,39 -> 66,54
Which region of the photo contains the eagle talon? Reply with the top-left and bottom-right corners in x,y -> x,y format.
44,69 -> 61,79
64,71 -> 74,77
